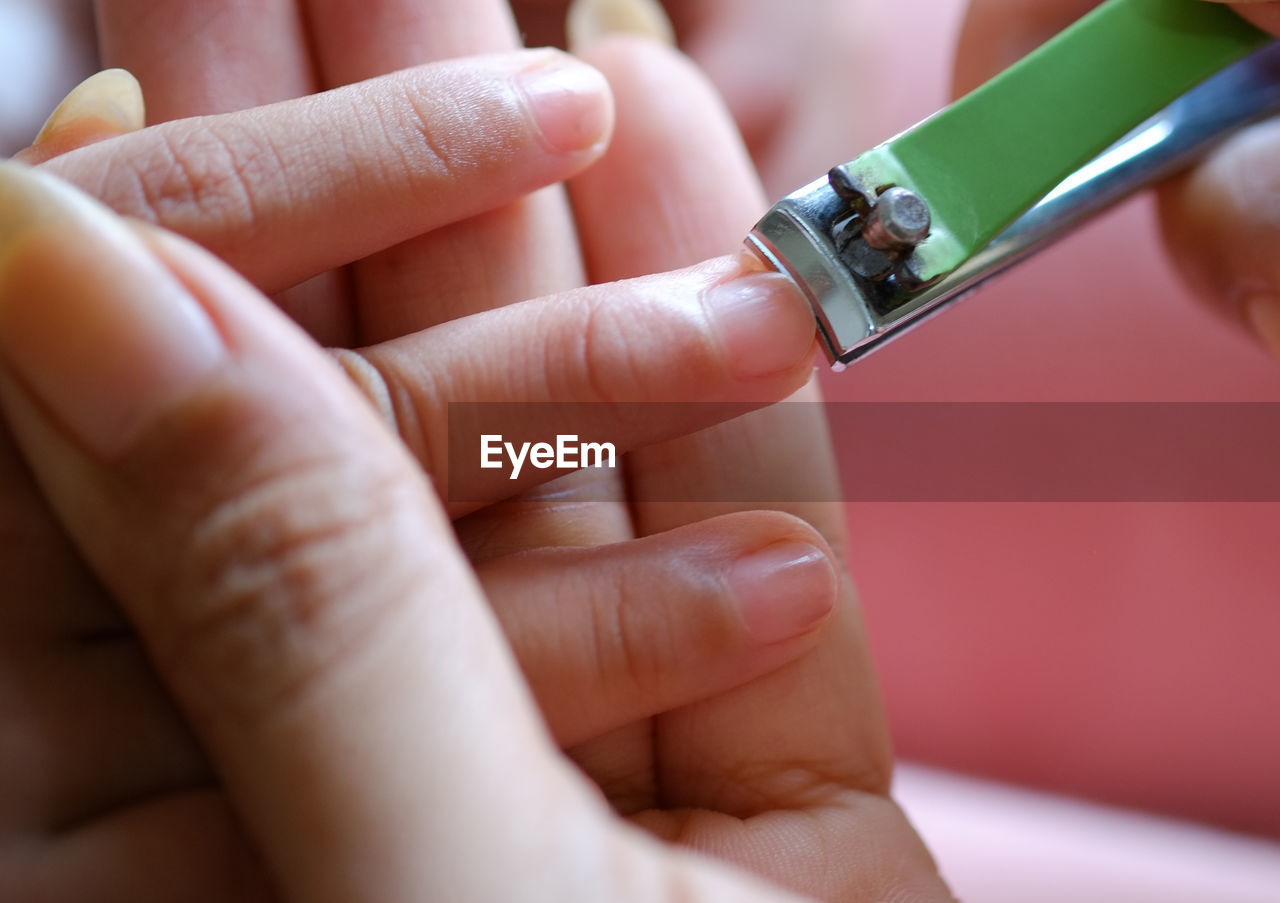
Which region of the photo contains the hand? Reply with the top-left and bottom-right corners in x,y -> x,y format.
6,3 -> 945,899
3,38 -> 840,899
0,127 -> 839,898
955,0 -> 1280,357
0,163 -> 954,901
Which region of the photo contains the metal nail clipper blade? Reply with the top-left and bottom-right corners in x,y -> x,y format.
746,0 -> 1280,368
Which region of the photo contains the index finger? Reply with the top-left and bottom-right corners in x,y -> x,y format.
40,53 -> 611,295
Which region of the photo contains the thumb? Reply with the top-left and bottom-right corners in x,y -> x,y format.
0,163 -> 805,903
953,0 -> 1280,356
1198,1 -> 1280,38
1156,117 -> 1280,355
1157,2 -> 1280,355
951,0 -> 1099,97
0,161 -> 575,900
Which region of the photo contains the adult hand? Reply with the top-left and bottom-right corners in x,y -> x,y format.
0,162 -> 953,902
954,0 -> 1280,357
6,4 -> 943,899
3,32 -> 838,897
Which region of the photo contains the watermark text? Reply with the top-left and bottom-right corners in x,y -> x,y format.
480,434 -> 617,480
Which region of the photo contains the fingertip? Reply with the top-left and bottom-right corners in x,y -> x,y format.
1244,293 -> 1280,357
699,256 -> 819,384
704,509 -> 840,645
517,51 -> 615,156
1208,2 -> 1280,39
566,0 -> 676,55
951,0 -> 1102,98
29,69 -> 145,161
0,164 -> 223,457
729,540 -> 838,644
1156,119 -> 1280,331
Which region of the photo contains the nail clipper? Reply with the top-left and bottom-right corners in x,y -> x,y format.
747,0 -> 1280,367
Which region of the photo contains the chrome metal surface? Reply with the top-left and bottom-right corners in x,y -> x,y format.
747,43 -> 1280,366
862,186 -> 932,250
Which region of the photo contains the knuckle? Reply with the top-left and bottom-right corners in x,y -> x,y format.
96,119 -> 278,245
586,569 -> 653,695
573,281 -> 722,404
584,564 -> 697,698
357,77 -> 503,205
331,348 -> 443,485
150,450 -> 421,723
575,293 -> 649,404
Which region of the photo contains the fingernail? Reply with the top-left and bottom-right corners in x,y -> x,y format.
728,542 -> 837,644
566,0 -> 676,53
701,267 -> 818,379
35,69 -> 145,144
1245,293 -> 1280,357
0,163 -> 223,456
518,54 -> 613,154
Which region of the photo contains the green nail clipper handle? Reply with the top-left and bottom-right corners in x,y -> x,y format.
747,0 -> 1275,366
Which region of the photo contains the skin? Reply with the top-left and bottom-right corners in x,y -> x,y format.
510,0 -> 825,167
0,1 -> 953,900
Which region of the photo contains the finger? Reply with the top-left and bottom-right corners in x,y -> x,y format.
300,0 -> 590,345
565,40 -> 848,607
14,70 -> 145,166
38,52 -> 611,295
570,38 -> 760,277
568,39 -> 843,558
339,255 -> 817,513
952,0 -> 1099,96
93,0 -> 314,120
1204,1 -> 1280,37
951,0 -> 1280,357
0,630 -> 211,837
93,1 -> 336,346
1156,119 -> 1280,353
563,39 -> 939,901
0,163 -> 815,903
94,0 -> 334,347
28,792 -> 273,903
300,0 -> 624,550
0,381 -> 210,846
661,0 -> 814,161
511,0 -> 693,51
304,0 -> 520,87
452,468 -> 637,564
479,511 -> 837,748
0,163 -> 603,901
1149,1 -> 1280,353
566,0 -> 676,52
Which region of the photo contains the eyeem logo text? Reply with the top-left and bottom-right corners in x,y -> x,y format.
480,434 -> 617,480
